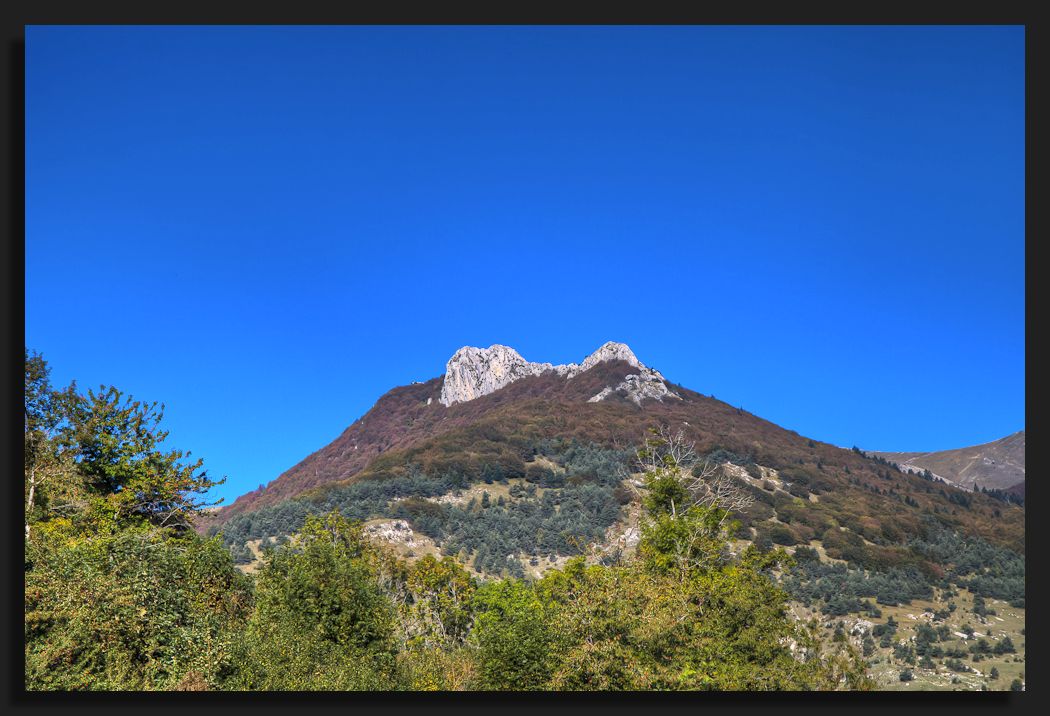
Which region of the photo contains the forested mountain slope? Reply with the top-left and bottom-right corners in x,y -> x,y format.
207,344 -> 1024,577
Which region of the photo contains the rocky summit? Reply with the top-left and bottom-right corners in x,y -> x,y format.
439,341 -> 679,406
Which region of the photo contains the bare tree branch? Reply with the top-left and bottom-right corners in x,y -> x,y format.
634,424 -> 754,520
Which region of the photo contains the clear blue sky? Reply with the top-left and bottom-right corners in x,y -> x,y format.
26,26 -> 1025,504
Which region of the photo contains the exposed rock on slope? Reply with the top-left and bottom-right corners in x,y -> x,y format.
439,341 -> 676,406
588,372 -> 681,406
203,341 -> 1023,564
439,345 -> 563,406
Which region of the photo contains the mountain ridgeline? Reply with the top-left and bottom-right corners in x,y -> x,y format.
205,342 -> 1023,585
872,431 -> 1025,497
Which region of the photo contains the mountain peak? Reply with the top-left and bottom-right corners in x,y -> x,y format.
438,341 -> 677,406
581,341 -> 642,372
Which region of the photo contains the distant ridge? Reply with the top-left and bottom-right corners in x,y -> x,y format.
871,430 -> 1024,493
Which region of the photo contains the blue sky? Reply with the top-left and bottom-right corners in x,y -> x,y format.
26,26 -> 1024,504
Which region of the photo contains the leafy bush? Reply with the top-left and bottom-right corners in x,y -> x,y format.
26,527 -> 251,690
224,513 -> 401,690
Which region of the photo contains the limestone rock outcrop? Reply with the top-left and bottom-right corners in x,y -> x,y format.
438,341 -> 680,407
586,371 -> 682,406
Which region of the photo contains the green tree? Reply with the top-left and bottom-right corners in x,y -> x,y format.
227,512 -> 402,690
633,427 -> 748,576
527,427 -> 871,691
470,579 -> 557,690
24,350 -> 80,537
24,351 -> 223,536
404,554 -> 477,647
25,351 -> 250,691
61,385 -> 223,531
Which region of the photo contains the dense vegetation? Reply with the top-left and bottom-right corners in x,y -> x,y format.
908,522 -> 1026,605
780,519 -> 1025,615
24,350 -> 248,689
783,553 -> 933,613
25,352 -> 871,690
215,440 -> 633,576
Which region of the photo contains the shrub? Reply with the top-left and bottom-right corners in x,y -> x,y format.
769,524 -> 801,546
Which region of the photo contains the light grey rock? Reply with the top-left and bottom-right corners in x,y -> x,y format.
439,344 -> 547,406
580,341 -> 643,372
850,619 -> 875,636
364,519 -> 424,548
588,371 -> 681,406
438,341 -> 679,406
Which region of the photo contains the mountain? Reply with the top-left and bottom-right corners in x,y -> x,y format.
209,342 -> 676,521
871,431 -> 1025,494
203,341 -> 1023,573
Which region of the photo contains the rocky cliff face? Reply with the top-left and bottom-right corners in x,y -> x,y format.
438,341 -> 679,407
439,345 -> 560,406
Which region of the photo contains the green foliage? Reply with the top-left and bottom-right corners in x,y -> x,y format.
783,558 -> 934,610
63,385 -> 222,531
526,428 -> 874,690
638,505 -> 731,575
226,512 -> 401,690
404,554 -> 477,646
470,579 -> 557,690
909,521 -> 1024,602
396,645 -> 477,691
993,636 -> 1016,655
218,443 -> 631,575
537,554 -> 867,690
641,468 -> 692,517
25,351 -> 223,537
635,437 -> 737,576
25,526 -> 251,690
24,352 -> 81,534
